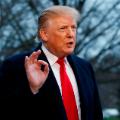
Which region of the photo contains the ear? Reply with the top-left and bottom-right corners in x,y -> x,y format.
39,29 -> 48,42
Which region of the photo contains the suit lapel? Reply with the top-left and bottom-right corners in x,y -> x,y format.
37,48 -> 62,99
37,47 -> 67,120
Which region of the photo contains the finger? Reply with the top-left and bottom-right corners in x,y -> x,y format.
37,60 -> 48,66
29,50 -> 41,60
29,50 -> 41,62
25,56 -> 30,68
44,63 -> 49,73
37,60 -> 49,71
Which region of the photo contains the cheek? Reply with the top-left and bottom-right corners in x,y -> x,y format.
51,33 -> 66,46
55,41 -> 63,48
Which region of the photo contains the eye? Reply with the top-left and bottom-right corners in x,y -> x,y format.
60,26 -> 67,30
58,26 -> 67,32
71,25 -> 77,30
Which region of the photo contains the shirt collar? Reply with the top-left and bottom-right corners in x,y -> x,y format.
42,44 -> 58,66
42,44 -> 68,66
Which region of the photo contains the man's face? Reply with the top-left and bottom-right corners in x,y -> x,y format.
41,15 -> 77,58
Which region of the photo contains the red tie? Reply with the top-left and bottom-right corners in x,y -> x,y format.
57,58 -> 79,120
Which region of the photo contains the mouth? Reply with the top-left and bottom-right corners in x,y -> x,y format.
66,41 -> 74,47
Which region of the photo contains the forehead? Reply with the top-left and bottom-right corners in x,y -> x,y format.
49,15 -> 76,26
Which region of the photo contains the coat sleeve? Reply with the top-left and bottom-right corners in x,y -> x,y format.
0,59 -> 34,97
0,60 -> 14,96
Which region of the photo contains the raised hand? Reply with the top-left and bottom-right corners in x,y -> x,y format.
24,50 -> 49,94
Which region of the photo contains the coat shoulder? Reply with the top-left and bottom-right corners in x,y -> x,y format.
70,54 -> 91,67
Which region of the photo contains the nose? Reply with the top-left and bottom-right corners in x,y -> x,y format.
66,28 -> 75,38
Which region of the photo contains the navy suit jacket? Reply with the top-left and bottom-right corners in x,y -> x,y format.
0,44 -> 103,120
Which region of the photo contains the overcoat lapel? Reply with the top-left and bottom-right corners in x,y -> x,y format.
37,48 -> 67,120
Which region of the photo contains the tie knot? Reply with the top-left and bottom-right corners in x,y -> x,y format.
57,58 -> 65,66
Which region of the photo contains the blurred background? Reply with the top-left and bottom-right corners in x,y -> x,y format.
0,0 -> 120,119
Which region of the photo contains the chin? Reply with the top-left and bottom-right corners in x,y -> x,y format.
65,49 -> 74,55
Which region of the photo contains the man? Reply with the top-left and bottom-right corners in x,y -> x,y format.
0,5 -> 103,120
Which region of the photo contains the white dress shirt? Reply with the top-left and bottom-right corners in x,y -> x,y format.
42,45 -> 81,120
